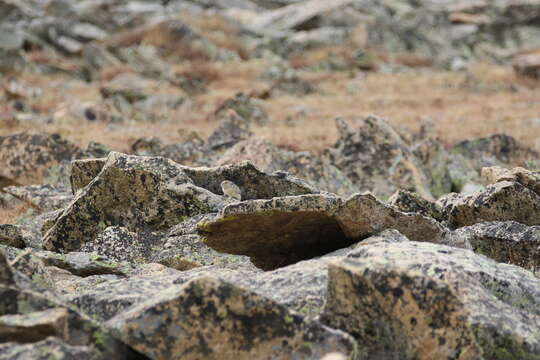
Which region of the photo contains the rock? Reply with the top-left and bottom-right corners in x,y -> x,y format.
326,117 -> 433,201
322,240 -> 540,359
180,161 -> 318,200
387,189 -> 444,221
43,152 -> 228,253
106,276 -> 356,360
3,185 -> 73,212
218,138 -> 358,197
0,307 -> 70,343
451,134 -> 539,171
481,166 -> 540,195
455,221 -> 540,272
80,226 -> 163,264
0,224 -> 27,248
199,193 -> 448,269
131,137 -> 206,167
206,111 -> 254,152
0,132 -> 82,186
70,158 -> 106,195
0,250 -> 15,286
0,337 -> 102,360
513,51 -> 540,79
445,181 -> 540,228
214,93 -> 268,126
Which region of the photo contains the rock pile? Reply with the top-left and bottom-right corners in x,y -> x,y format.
1,113 -> 540,358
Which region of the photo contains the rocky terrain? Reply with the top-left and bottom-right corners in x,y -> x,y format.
2,0 -> 540,359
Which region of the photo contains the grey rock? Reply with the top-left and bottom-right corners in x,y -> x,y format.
0,337 -> 102,360
4,185 -> 73,212
322,240 -> 540,360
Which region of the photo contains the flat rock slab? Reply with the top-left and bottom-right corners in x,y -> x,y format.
199,193 -> 448,269
322,241 -> 540,360
0,337 -> 102,360
4,184 -> 73,212
106,276 -> 356,360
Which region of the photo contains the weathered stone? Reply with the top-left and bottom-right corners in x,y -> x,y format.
214,93 -> 268,125
206,111 -> 254,152
43,152 -> 228,253
199,193 -> 448,269
106,276 -> 356,360
326,117 -> 433,200
4,185 -> 73,212
322,241 -> 540,360
481,166 -> 540,195
445,181 -> 540,228
455,221 -> 540,272
70,158 -> 106,195
0,337 -> 102,360
0,224 -> 26,248
513,51 -> 540,79
218,138 -> 358,197
0,133 -> 82,186
131,137 -> 205,167
387,189 -> 444,221
0,307 -> 69,343
0,250 -> 14,286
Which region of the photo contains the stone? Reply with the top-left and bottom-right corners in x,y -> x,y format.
322,240 -> 540,360
214,93 -> 268,125
445,181 -> 540,228
3,185 -> 73,212
70,158 -> 106,194
106,276 -> 356,360
0,132 -> 82,186
0,224 -> 26,248
43,152 -> 228,253
481,166 -> 540,195
0,250 -> 14,286
455,221 -> 540,272
199,193 -> 448,269
513,51 -> 540,79
0,337 -> 102,360
131,137 -> 206,167
0,307 -> 69,343
326,117 -> 433,201
206,111 -> 254,152
387,189 -> 444,221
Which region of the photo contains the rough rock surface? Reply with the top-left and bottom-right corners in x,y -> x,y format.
322,240 -> 540,360
199,193 -> 448,269
445,181 -> 540,228
326,117 -> 433,200
4,185 -> 73,212
0,132 -> 82,186
456,221 -> 540,272
106,276 -> 356,360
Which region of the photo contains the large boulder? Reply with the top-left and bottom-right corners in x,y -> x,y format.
106,276 -> 356,360
322,240 -> 540,359
199,193 -> 448,269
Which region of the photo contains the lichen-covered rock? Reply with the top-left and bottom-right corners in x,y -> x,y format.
206,111 -> 254,152
445,181 -> 540,228
43,152 -> 228,253
0,337 -> 102,360
80,226 -> 164,264
198,194 -> 348,269
0,250 -> 14,286
0,224 -> 27,248
214,93 -> 268,125
4,185 -> 73,212
131,137 -> 206,167
387,189 -> 444,221
322,241 -> 540,360
217,138 -> 358,197
451,134 -> 539,171
481,166 -> 540,195
182,161 -> 317,201
70,158 -> 106,194
335,193 -> 448,244
106,276 -> 356,360
199,193 -> 448,269
326,117 -> 433,200
0,307 -> 70,343
455,221 -> 540,272
0,132 -> 83,186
